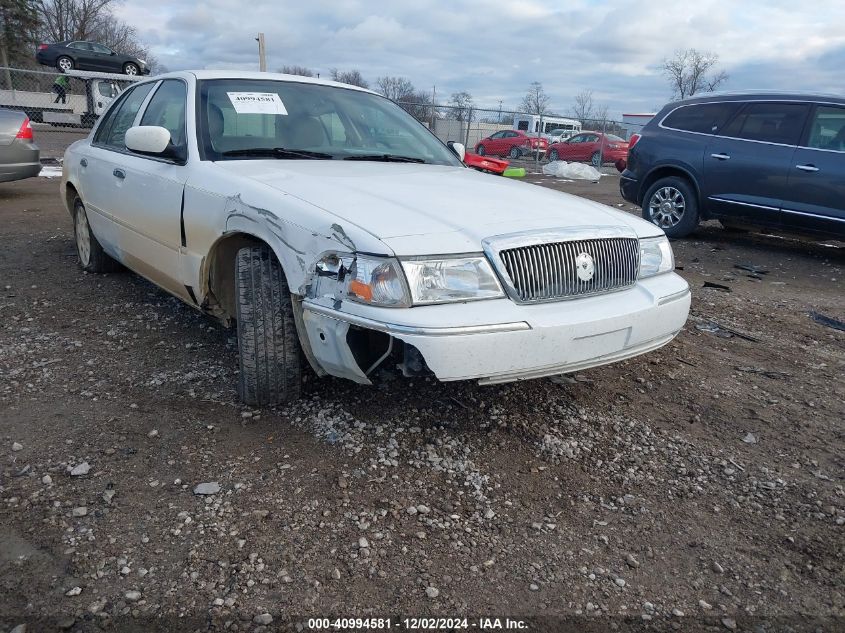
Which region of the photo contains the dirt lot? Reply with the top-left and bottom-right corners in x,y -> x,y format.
1,167 -> 843,633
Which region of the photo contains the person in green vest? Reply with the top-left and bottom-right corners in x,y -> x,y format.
52,74 -> 69,104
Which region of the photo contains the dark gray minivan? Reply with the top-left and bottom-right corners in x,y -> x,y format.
620,92 -> 845,239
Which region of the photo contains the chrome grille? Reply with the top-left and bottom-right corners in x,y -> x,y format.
499,238 -> 640,302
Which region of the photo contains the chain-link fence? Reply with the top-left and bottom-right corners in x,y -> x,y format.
397,102 -> 639,172
1,66 -> 141,157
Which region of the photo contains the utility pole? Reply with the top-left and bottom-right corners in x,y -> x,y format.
256,33 -> 266,72
498,100 -> 502,124
430,85 -> 436,130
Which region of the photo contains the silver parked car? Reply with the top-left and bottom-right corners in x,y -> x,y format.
0,109 -> 40,182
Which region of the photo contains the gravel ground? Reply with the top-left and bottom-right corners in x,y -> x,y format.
1,171 -> 843,633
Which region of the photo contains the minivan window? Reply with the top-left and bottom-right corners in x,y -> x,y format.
720,102 -> 809,145
662,102 -> 740,134
806,105 -> 845,151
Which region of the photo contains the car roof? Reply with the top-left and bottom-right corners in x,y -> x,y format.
145,70 -> 379,95
668,90 -> 845,108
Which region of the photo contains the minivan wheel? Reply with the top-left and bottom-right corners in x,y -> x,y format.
476,145 -> 485,156
642,176 -> 700,238
73,197 -> 121,273
235,245 -> 302,406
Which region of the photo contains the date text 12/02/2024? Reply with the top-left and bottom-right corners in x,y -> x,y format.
307,618 -> 529,630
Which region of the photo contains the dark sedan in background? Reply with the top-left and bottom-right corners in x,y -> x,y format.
36,41 -> 149,75
0,109 -> 40,183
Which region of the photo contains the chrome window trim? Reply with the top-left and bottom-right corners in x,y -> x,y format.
657,99 -> 845,150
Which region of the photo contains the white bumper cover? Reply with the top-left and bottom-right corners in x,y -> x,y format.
302,272 -> 690,384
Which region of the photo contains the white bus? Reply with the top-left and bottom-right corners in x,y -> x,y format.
513,115 -> 582,140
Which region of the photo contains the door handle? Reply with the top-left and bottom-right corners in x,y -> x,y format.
113,168 -> 125,179
80,158 -> 87,167
796,164 -> 819,172
710,153 -> 730,160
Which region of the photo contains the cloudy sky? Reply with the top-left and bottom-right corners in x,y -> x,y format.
115,0 -> 845,119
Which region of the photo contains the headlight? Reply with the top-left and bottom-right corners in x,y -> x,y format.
347,255 -> 410,307
638,236 -> 674,278
402,256 -> 504,304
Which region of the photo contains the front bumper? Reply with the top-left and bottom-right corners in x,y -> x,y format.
301,272 -> 690,384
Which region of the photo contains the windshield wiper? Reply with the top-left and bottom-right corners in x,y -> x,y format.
222,147 -> 334,160
344,154 -> 426,164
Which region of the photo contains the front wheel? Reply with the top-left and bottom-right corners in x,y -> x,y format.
235,245 -> 302,406
73,197 -> 120,273
548,149 -> 559,162
591,152 -> 602,167
642,176 -> 700,238
56,56 -> 73,72
476,145 -> 485,156
123,63 -> 139,75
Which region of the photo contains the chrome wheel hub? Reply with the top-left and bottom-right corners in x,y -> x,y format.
648,186 -> 685,229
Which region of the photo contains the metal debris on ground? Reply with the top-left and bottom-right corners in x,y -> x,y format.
734,263 -> 770,275
809,311 -> 845,332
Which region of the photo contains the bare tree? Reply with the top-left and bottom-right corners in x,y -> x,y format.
449,91 -> 474,122
35,0 -> 159,70
519,81 -> 550,115
280,65 -> 314,77
397,89 -> 432,123
329,68 -> 368,89
662,48 -> 728,99
570,90 -> 594,121
0,0 -> 39,83
375,75 -> 414,102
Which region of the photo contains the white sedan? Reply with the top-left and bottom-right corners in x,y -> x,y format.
62,70 -> 690,406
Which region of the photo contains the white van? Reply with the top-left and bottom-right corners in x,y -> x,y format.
514,115 -> 581,141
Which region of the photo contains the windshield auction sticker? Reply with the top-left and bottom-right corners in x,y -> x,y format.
226,92 -> 288,115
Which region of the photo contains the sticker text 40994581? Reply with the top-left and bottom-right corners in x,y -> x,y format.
226,92 -> 288,115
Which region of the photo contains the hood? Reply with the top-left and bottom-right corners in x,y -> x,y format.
214,160 -> 661,255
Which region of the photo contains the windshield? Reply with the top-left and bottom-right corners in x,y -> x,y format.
197,79 -> 461,166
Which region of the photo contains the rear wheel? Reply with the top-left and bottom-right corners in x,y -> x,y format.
123,62 -> 139,75
476,145 -> 485,156
56,56 -> 73,72
548,149 -> 559,161
509,146 -> 520,159
642,176 -> 700,238
235,245 -> 302,406
73,196 -> 120,273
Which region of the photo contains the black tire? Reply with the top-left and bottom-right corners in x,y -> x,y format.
56,56 -> 74,72
476,145 -> 485,156
591,151 -> 602,167
548,149 -> 559,161
509,146 -> 520,159
235,245 -> 302,406
642,176 -> 700,238
123,63 -> 139,75
72,196 -> 120,273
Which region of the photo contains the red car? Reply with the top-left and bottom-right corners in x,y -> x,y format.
475,130 -> 548,159
547,132 -> 629,166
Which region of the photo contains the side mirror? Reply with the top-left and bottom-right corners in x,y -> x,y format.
125,126 -> 185,161
447,141 -> 466,162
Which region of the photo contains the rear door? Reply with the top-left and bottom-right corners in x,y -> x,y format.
703,102 -> 809,228
782,104 -> 845,237
67,42 -> 96,69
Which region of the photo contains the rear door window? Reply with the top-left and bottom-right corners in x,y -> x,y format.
662,102 -> 740,134
805,105 -> 845,151
720,102 -> 809,145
